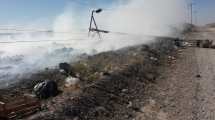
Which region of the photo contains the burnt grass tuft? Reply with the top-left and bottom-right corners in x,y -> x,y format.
0,39 -> 176,120
52,39 -> 175,120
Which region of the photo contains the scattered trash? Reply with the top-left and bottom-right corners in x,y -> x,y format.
196,74 -> 201,78
121,89 -> 128,93
102,72 -> 111,76
94,106 -> 108,116
0,96 -> 40,120
33,80 -> 59,99
196,40 -> 213,48
174,39 -> 183,47
168,56 -> 175,60
196,40 -> 201,47
127,101 -> 133,108
202,40 -> 213,48
0,40 -> 176,119
65,76 -> 80,89
167,56 -> 177,66
59,62 -> 75,76
150,56 -> 158,61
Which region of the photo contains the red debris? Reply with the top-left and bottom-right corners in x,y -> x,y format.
0,96 -> 40,120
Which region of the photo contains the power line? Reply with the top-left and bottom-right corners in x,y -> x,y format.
69,0 -> 116,12
0,26 -> 177,40
0,38 -> 88,44
0,26 -> 151,39
0,28 -> 88,34
69,0 -> 91,6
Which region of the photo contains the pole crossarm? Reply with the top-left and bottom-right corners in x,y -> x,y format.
89,28 -> 109,33
88,8 -> 109,40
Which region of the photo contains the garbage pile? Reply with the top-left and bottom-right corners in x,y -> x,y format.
59,62 -> 76,77
33,80 -> 59,99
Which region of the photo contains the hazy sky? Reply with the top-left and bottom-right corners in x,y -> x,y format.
194,0 -> 215,25
0,0 -> 213,26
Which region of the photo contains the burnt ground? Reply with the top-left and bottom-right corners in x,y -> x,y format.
0,38 -> 177,120
5,40 -> 215,120
2,25 -> 215,120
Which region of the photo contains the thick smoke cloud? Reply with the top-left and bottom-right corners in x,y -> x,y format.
0,0 -> 189,85
51,0 -> 190,52
102,0 -> 189,36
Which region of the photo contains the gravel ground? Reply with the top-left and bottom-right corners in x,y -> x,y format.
195,48 -> 215,119
141,47 -> 215,120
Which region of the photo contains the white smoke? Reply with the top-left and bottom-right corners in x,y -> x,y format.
51,0 -> 189,52
0,0 -> 189,84
102,0 -> 188,36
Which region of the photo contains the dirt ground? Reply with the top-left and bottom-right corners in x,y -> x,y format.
139,47 -> 215,120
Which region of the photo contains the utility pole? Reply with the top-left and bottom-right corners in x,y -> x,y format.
189,0 -> 196,25
190,3 -> 193,25
194,10 -> 197,25
88,9 -> 109,40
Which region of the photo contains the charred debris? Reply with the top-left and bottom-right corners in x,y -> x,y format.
0,39 -> 178,120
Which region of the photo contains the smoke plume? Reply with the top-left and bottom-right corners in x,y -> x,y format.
0,0 -> 189,85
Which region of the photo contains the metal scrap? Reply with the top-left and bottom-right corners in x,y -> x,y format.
0,96 -> 40,120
